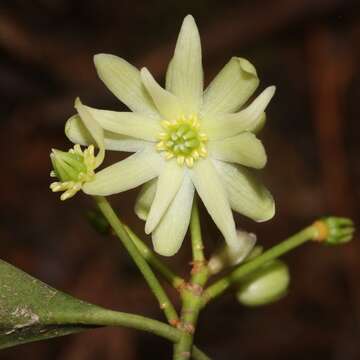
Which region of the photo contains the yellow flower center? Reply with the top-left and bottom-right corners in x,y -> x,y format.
156,115 -> 208,168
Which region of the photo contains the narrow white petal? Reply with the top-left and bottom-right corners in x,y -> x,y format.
74,98 -> 105,167
94,54 -> 157,115
83,149 -> 163,196
202,57 -> 259,115
208,132 -> 267,169
103,132 -> 150,152
141,67 -> 184,120
152,174 -> 194,256
202,86 -> 276,140
66,115 -> 149,152
81,105 -> 161,141
213,160 -> 275,222
170,15 -> 203,113
145,160 -> 185,234
190,159 -> 239,249
135,179 -> 157,221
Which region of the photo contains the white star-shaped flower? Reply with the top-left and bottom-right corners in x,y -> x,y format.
65,15 -> 275,256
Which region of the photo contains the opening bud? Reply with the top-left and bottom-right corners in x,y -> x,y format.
313,217 -> 355,245
208,230 -> 257,275
50,144 -> 96,200
236,259 -> 290,307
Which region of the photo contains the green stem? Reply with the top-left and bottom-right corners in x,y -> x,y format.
50,308 -> 209,360
190,198 -> 205,264
173,199 -> 209,360
203,225 -> 317,305
94,196 -> 178,324
125,225 -> 185,289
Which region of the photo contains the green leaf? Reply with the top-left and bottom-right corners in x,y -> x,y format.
0,259 -> 100,350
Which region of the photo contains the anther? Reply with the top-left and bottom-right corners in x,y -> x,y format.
177,156 -> 185,166
156,142 -> 165,150
185,157 -> 194,168
161,120 -> 171,128
192,150 -> 200,160
165,152 -> 174,160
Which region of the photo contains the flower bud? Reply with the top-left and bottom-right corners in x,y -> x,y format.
50,144 -> 96,200
236,259 -> 290,307
208,230 -> 256,275
313,217 -> 355,245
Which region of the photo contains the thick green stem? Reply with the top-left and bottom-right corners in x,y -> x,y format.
173,199 -> 209,360
125,225 -> 185,289
94,196 -> 178,324
203,225 -> 318,305
50,308 -> 209,360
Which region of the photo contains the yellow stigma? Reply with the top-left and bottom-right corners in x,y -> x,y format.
156,115 -> 208,167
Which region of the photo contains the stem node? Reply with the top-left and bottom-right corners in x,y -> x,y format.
179,351 -> 191,359
185,283 -> 204,296
177,322 -> 195,334
190,260 -> 207,275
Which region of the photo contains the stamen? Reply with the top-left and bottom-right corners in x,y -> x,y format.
177,156 -> 185,165
192,150 -> 200,160
185,157 -> 194,168
165,152 -> 174,160
155,114 -> 208,168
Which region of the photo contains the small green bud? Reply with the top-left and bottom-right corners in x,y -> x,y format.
208,230 -> 256,275
313,217 -> 355,245
50,144 -> 96,200
236,260 -> 290,307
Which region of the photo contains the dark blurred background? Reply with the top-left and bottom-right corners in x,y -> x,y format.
1,0 -> 360,359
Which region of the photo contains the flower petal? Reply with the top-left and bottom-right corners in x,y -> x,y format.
170,15 -> 203,113
83,149 -> 163,196
80,105 -> 161,141
208,132 -> 267,169
134,179 -> 157,221
152,174 -> 194,256
190,159 -> 239,250
201,86 -> 276,140
74,98 -> 105,167
66,115 -> 148,152
201,57 -> 259,115
208,231 -> 257,275
94,54 -> 157,115
145,160 -> 185,234
213,160 -> 275,222
141,67 -> 184,120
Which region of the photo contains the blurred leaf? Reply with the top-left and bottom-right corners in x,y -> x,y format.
0,259 -> 100,349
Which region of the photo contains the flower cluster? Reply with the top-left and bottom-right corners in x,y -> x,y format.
50,144 -> 97,200
51,15 -> 276,256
